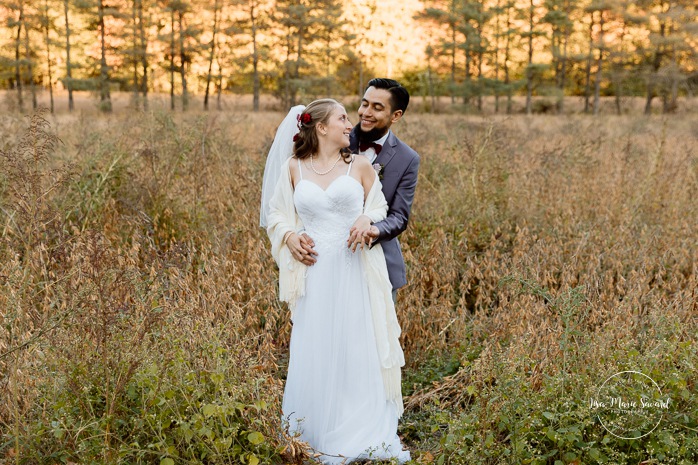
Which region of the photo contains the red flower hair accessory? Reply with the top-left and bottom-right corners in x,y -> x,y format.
296,113 -> 312,127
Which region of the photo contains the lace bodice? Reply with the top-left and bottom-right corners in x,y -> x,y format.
293,160 -> 363,254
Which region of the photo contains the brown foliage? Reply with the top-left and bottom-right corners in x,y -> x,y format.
0,109 -> 697,457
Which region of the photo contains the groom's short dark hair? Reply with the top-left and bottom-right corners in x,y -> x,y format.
366,78 -> 409,114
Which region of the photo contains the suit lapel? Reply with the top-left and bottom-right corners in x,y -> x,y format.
374,131 -> 397,167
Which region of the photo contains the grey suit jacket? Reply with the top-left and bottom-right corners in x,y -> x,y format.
350,129 -> 420,290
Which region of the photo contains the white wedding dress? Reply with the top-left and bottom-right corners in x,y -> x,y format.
283,159 -> 410,464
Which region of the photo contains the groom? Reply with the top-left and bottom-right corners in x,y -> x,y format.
348,78 -> 420,295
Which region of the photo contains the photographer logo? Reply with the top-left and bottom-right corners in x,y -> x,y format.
589,370 -> 670,439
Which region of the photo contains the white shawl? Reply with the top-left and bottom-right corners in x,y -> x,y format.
266,157 -> 405,416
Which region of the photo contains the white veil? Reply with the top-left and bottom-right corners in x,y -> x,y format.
260,105 -> 306,228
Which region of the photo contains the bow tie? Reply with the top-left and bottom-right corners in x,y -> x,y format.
359,141 -> 382,155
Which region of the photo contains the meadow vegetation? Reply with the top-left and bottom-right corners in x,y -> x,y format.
1,105 -> 697,464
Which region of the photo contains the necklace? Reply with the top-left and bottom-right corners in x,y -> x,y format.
309,154 -> 342,175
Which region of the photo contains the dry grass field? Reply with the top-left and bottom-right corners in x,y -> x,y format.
1,96 -> 697,464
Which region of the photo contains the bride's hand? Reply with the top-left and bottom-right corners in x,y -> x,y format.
286,232 -> 318,265
347,215 -> 372,252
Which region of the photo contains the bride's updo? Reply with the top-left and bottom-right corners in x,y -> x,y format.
293,98 -> 351,163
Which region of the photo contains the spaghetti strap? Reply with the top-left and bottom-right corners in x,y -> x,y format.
346,155 -> 354,175
297,158 -> 303,180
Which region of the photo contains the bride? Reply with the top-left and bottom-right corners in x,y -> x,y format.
260,99 -> 410,464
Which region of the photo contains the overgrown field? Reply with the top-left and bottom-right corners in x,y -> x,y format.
1,108 -> 696,464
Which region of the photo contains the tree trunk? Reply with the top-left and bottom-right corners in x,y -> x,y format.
63,0 -> 73,112
15,3 -> 25,112
427,50 -> 435,112
325,34 -> 332,97
583,11 -> 594,114
216,55 -> 222,111
614,21 -> 627,116
137,0 -> 148,110
464,34 -> 471,106
525,0 -> 534,115
132,0 -> 139,108
663,20 -> 677,113
251,2 -> 260,112
476,49 -> 482,111
24,10 -> 37,110
668,72 -> 678,113
593,11 -> 605,116
494,0 -> 501,114
449,0 -> 457,104
450,21 -> 456,104
98,0 -> 112,112
550,1 -> 569,115
612,80 -> 621,115
475,7 -> 483,112
644,20 -> 665,115
170,7 -> 175,111
558,32 -> 568,113
667,52 -> 679,113
204,0 -> 220,111
178,11 -> 188,111
284,28 -> 291,108
293,22 -> 303,107
504,4 -> 512,114
44,0 -> 55,114
552,30 -> 559,87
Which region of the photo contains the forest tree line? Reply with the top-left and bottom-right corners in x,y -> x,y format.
0,0 -> 696,114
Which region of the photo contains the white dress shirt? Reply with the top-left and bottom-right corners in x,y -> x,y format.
359,131 -> 391,163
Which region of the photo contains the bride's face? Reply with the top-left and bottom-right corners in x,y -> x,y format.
320,105 -> 353,150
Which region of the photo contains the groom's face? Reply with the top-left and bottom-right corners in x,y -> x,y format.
356,86 -> 403,142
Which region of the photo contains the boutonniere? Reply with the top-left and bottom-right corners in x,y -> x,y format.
372,163 -> 385,180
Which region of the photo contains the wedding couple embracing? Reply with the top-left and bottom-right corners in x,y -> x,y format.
259,78 -> 420,464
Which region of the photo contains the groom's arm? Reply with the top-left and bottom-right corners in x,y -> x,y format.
372,154 -> 420,244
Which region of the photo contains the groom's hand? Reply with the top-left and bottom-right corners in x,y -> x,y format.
287,232 -> 317,266
363,226 -> 379,243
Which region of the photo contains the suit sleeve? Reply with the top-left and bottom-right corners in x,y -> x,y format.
373,154 -> 420,244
